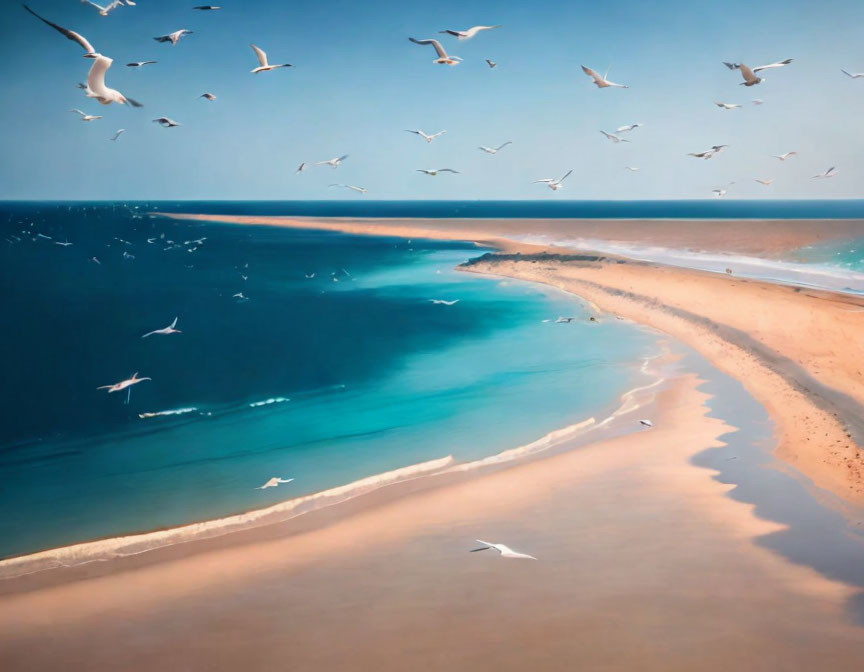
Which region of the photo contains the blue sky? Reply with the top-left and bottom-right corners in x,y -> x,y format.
2,0 -> 863,200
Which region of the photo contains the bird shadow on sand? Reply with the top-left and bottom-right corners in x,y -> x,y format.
684,351 -> 864,627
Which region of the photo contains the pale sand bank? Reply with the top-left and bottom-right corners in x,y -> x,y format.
2,377 -> 864,671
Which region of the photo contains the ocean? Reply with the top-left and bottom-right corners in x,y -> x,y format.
0,202 -> 661,560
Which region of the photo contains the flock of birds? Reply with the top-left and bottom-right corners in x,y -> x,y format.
21,4 -> 856,197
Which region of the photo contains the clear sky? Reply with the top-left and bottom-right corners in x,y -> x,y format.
2,0 -> 863,200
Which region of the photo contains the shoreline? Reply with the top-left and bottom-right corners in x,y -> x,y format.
0,348 -> 669,584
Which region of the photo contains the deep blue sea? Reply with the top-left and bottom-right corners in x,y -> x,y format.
0,203 -> 662,559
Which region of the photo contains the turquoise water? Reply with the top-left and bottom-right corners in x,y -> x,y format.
792,237 -> 864,273
0,204 -> 659,558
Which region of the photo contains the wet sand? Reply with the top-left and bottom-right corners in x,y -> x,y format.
3,376 -> 864,671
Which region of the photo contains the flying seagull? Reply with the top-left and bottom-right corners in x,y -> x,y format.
600,130 -> 630,144
841,69 -> 864,79
82,56 -> 143,106
639,419 -> 654,427
581,65 -> 628,88
405,129 -> 446,143
296,162 -> 308,173
81,0 -> 123,17
141,317 -> 181,338
417,168 -> 460,176
534,169 -> 572,191
755,178 -> 773,186
154,29 -> 193,45
199,92 -> 216,101
110,128 -> 125,141
126,60 -> 157,68
625,166 -> 640,172
153,117 -> 180,127
470,540 -> 536,560
329,184 -> 367,194
714,101 -> 741,109
69,108 -> 102,121
256,477 -> 294,490
478,141 -> 512,154
429,299 -> 459,305
712,187 -> 728,198
616,123 -> 643,133
485,59 -> 497,68
812,167 -> 837,179
408,38 -> 461,66
23,5 -> 98,58
687,145 -> 728,159
98,372 -> 151,404
193,4 -> 221,8
772,152 -> 797,161
752,99 -> 765,105
725,59 -> 793,73
438,25 -> 501,40
250,44 -> 292,73
315,155 -> 348,168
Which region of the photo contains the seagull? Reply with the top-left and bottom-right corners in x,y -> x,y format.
296,162 -> 308,173
555,316 -> 576,323
755,178 -> 773,186
812,167 -> 837,179
315,155 -> 348,168
714,101 -> 741,110
752,99 -> 765,105
329,184 -> 367,194
408,38 -> 461,66
534,169 -> 572,191
600,130 -> 630,144
478,141 -> 512,154
416,168 -> 460,176
153,117 -> 181,127
485,59 -> 497,68
724,60 -> 791,87
110,128 -> 125,141
90,256 -> 101,264
249,44 -> 292,73
616,123 -> 642,133
23,5 -> 98,58
154,29 -> 193,45
256,477 -> 294,490
841,69 -> 864,79
82,56 -> 143,106
438,25 -> 501,40
141,317 -> 181,338
712,187 -> 728,198
81,0 -> 123,17
639,419 -> 654,427
98,372 -> 151,404
193,4 -> 221,8
625,166 -> 640,172
470,540 -> 536,560
688,145 -> 728,159
581,65 -> 628,89
199,92 -> 216,101
429,299 -> 459,305
304,272 -> 315,279
55,239 -> 73,246
126,61 -> 157,68
69,109 -> 102,121
405,129 -> 446,143
232,292 -> 249,301
773,151 -> 798,161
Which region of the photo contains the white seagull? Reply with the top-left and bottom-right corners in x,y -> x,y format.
688,145 -> 728,159
581,65 -> 628,88
82,56 -> 143,106
429,299 -> 459,305
773,152 -> 797,161
141,317 -> 181,338
712,187 -> 728,198
154,29 -> 193,45
478,141 -> 512,154
714,101 -> 741,110
755,178 -> 773,186
534,169 -> 572,191
193,4 -> 222,8
616,123 -> 643,133
200,92 -> 216,101
127,61 -> 157,68
812,167 -> 837,179
98,372 -> 151,403
69,109 -> 102,121
408,38 -> 461,66
485,59 -> 497,68
625,166 -> 640,172
417,168 -> 459,176
600,130 -> 630,144
841,69 -> 864,79
249,44 -> 292,73
438,25 -> 501,40
23,5 -> 98,58
153,117 -> 181,127
256,477 -> 294,490
81,0 -> 123,17
329,184 -> 367,194
316,155 -> 348,168
471,540 -> 536,560
639,419 -> 654,427
110,128 -> 125,141
405,129 -> 447,143
752,99 -> 765,105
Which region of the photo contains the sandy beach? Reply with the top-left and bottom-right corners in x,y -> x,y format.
2,213 -> 864,670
